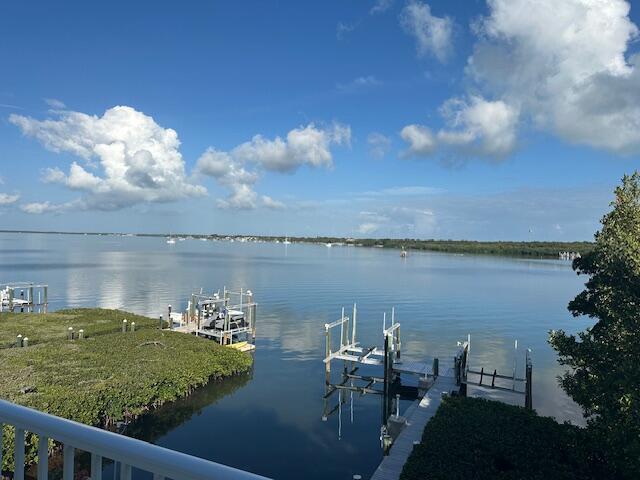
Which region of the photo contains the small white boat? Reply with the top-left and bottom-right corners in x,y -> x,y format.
325,243 -> 332,248
166,237 -> 176,245
283,237 -> 291,245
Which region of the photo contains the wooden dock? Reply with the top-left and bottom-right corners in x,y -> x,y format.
370,372 -> 457,480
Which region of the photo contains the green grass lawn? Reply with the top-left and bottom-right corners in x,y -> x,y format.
400,396 -> 611,480
0,308 -> 163,349
0,308 -> 252,473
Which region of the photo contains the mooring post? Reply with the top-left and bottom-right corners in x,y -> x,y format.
454,356 -> 460,385
325,325 -> 331,382
131,322 -> 136,332
43,286 -> 48,313
249,291 -> 256,341
79,329 -> 84,340
22,337 -> 28,347
382,333 -> 390,424
8,287 -> 14,313
513,340 -> 518,391
352,303 -> 357,345
459,343 -> 468,397
345,308 -> 350,346
339,307 -> 344,348
525,350 -> 533,410
159,315 -> 163,330
432,357 -> 439,378
16,334 -> 23,348
122,319 -> 127,333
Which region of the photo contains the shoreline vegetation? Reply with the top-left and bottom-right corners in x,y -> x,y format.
400,397 -> 611,480
0,229 -> 592,259
0,308 -> 253,472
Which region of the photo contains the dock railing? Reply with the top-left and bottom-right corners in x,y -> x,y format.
0,399 -> 269,480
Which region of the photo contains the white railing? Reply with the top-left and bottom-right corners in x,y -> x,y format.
0,399 -> 269,480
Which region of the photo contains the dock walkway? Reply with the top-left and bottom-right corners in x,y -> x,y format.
370,372 -> 457,480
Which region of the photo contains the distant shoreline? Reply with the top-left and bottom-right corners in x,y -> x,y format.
0,229 -> 592,259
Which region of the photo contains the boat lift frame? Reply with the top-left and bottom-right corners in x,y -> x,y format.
0,282 -> 48,313
170,287 -> 257,350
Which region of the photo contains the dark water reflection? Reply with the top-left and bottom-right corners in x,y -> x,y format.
0,233 -> 592,479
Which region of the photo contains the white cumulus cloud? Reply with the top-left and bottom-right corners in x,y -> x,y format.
19,200 -> 78,215
467,0 -> 640,153
196,123 -> 349,209
0,193 -> 19,206
400,1 -> 453,62
233,123 -> 350,173
402,0 -> 640,159
10,106 -> 206,211
400,124 -> 436,157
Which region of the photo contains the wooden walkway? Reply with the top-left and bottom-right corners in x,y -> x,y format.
370,373 -> 457,480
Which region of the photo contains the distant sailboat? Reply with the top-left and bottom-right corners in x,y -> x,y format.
166,234 -> 176,244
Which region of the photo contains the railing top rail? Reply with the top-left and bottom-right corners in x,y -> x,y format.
0,399 -> 270,480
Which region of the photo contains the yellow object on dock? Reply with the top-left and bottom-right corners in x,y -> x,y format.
227,341 -> 256,352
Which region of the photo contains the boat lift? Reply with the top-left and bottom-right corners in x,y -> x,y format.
0,282 -> 48,313
454,336 -> 533,410
169,287 -> 257,352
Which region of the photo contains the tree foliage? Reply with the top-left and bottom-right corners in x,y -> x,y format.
549,172 -> 640,478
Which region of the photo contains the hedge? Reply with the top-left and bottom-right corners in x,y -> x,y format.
400,396 -> 612,480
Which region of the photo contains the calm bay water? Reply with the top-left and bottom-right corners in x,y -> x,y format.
0,233 -> 592,479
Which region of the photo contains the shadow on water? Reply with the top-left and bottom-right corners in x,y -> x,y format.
124,372 -> 252,444
34,374 -> 253,480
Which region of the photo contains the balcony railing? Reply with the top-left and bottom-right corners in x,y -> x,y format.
0,399 -> 269,480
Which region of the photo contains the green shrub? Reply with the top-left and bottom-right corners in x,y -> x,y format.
400,396 -> 611,480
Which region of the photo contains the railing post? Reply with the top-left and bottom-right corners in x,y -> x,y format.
14,428 -> 25,480
63,444 -> 74,480
37,435 -> 48,480
91,453 -> 103,480
121,462 -> 132,480
525,354 -> 533,411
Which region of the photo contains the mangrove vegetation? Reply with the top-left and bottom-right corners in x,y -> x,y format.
0,308 -> 253,472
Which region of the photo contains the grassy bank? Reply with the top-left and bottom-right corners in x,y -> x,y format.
0,309 -> 252,472
400,397 -> 610,480
0,308 -> 161,349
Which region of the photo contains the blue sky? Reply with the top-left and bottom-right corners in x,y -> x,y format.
1,0 -> 639,240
